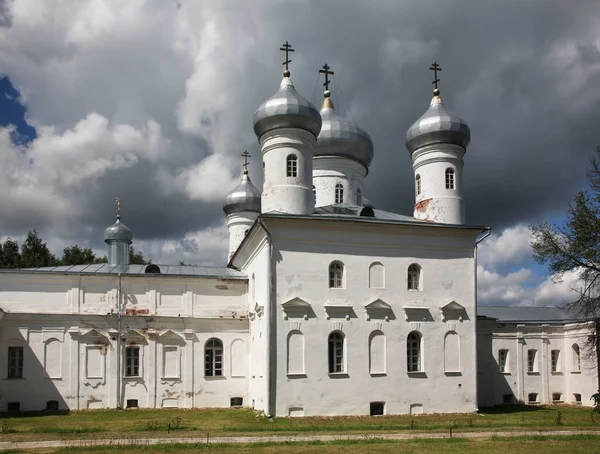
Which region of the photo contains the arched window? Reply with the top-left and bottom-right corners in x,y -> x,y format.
287,330 -> 305,375
407,332 -> 421,372
444,332 -> 460,373
286,154 -> 298,177
572,344 -> 581,371
329,261 -> 344,288
407,264 -> 421,290
369,331 -> 386,374
416,174 -> 421,195
445,168 -> 455,189
328,331 -> 345,373
527,349 -> 538,372
357,189 -> 362,206
204,338 -> 223,377
313,185 -> 316,204
369,262 -> 384,288
335,183 -> 344,204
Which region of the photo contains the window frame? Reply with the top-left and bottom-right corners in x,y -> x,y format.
286,154 -> 298,177
204,338 -> 224,377
329,261 -> 345,289
445,168 -> 455,190
407,331 -> 422,373
7,346 -> 24,379
498,349 -> 509,373
416,174 -> 421,195
124,345 -> 141,378
407,264 -> 421,291
572,344 -> 581,372
335,183 -> 344,204
551,349 -> 561,373
328,331 -> 345,374
527,349 -> 538,373
356,188 -> 362,206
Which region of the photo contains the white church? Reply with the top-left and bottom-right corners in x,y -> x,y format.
0,47 -> 597,416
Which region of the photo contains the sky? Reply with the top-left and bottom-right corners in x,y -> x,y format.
1,0 -> 599,307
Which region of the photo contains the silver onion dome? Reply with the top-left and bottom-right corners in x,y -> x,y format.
223,173 -> 261,216
253,76 -> 322,139
406,89 -> 470,155
104,216 -> 133,243
315,92 -> 373,169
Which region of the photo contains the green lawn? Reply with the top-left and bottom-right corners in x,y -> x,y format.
6,435 -> 600,454
0,405 -> 597,443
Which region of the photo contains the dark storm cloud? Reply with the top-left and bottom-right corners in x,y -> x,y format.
2,0 -> 600,261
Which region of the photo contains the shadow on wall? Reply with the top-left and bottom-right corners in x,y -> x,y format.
0,323 -> 69,413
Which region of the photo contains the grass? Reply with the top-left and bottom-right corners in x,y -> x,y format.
5,435 -> 600,454
0,405 -> 597,443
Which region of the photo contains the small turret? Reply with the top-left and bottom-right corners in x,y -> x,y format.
104,197 -> 133,269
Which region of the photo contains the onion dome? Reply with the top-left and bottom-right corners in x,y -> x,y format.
315,91 -> 374,169
253,76 -> 322,139
223,172 -> 261,216
406,88 -> 470,155
104,215 -> 133,244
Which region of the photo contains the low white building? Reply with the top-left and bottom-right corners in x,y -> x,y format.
0,51 -> 597,416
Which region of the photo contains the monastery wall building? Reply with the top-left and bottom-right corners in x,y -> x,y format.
0,46 -> 597,416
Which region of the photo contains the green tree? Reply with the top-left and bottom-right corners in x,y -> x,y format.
19,230 -> 58,268
129,246 -> 147,265
0,238 -> 20,268
530,146 -> 600,394
61,245 -> 99,266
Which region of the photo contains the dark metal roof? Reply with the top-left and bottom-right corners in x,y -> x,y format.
478,306 -> 583,324
0,264 -> 246,279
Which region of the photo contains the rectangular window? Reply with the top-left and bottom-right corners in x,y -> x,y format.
286,155 -> 297,177
527,349 -> 537,373
125,346 -> 140,377
370,402 -> 385,416
7,347 -> 23,379
552,393 -> 562,402
498,349 -> 509,373
528,393 -> 538,403
551,349 -> 560,372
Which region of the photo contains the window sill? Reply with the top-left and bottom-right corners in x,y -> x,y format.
407,371 -> 427,377
407,289 -> 420,292
160,376 -> 181,381
444,371 -> 462,376
526,371 -> 540,375
551,371 -> 563,375
328,372 -> 349,378
204,375 -> 226,380
571,371 -> 582,374
123,376 -> 143,380
287,373 -> 307,379
370,372 -> 387,377
498,372 -> 511,375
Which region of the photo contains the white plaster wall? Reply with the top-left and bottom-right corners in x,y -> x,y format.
412,144 -> 465,224
313,157 -> 367,207
265,218 -> 480,416
227,212 -> 258,262
260,128 -> 315,215
477,321 -> 597,407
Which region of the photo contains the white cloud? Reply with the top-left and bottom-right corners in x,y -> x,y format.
478,224 -> 533,271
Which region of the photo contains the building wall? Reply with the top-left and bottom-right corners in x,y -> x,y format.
477,319 -> 597,407
313,157 -> 366,207
266,218 -> 480,416
0,273 -> 249,412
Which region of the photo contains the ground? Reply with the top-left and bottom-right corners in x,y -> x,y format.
0,406 -> 598,452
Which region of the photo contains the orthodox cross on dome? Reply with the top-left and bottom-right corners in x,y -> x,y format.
114,197 -> 121,217
319,63 -> 335,92
429,61 -> 442,91
280,41 -> 295,76
241,150 -> 251,175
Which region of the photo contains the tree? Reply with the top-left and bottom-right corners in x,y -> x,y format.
0,238 -> 20,268
530,146 -> 600,396
19,230 -> 58,268
129,246 -> 147,265
61,245 -> 100,266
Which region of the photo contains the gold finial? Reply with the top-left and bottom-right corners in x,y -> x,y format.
115,197 -> 121,218
280,41 -> 294,77
429,61 -> 442,95
241,150 -> 251,175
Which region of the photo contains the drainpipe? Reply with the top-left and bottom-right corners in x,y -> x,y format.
116,273 -> 122,410
257,218 -> 274,417
474,227 -> 492,410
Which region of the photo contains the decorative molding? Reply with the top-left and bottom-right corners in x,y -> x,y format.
364,299 -> 392,321
325,299 -> 352,321
290,321 -> 302,331
439,301 -> 466,322
372,321 -> 383,331
332,321 -> 343,331
281,297 -> 311,320
403,305 -> 431,322
447,322 -> 457,332
410,321 -> 421,332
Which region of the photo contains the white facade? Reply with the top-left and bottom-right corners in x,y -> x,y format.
477,316 -> 597,407
313,157 -> 367,207
412,143 -> 466,224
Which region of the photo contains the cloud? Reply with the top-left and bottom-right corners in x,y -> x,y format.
1,0 -> 600,271
478,224 -> 533,272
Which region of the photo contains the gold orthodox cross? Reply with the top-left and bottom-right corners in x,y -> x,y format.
280,41 -> 295,75
319,63 -> 335,91
115,197 -> 121,216
429,61 -> 442,90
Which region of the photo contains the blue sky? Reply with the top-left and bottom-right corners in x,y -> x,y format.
0,77 -> 36,145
